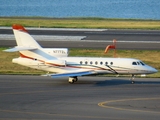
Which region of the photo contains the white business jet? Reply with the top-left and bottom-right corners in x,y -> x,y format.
4,24 -> 157,84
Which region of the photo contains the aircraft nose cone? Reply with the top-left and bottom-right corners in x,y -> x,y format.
150,67 -> 158,73
153,68 -> 158,73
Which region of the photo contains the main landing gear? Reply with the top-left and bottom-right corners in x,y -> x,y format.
130,74 -> 135,84
68,76 -> 78,84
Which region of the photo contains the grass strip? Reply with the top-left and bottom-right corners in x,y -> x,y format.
0,17 -> 160,30
0,47 -> 160,78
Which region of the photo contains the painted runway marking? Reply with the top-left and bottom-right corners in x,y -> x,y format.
0,109 -> 120,119
0,34 -> 86,41
98,97 -> 160,114
83,40 -> 160,43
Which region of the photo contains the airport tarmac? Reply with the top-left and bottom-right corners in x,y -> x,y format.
0,75 -> 160,120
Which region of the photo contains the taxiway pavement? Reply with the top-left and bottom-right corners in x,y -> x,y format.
0,75 -> 160,120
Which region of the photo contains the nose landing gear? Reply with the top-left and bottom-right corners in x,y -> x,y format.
130,74 -> 135,84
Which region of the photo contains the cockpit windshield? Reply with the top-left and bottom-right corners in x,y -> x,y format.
140,61 -> 145,66
132,61 -> 145,66
132,62 -> 137,65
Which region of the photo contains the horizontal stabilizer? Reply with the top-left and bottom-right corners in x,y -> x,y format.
4,46 -> 37,52
43,71 -> 95,78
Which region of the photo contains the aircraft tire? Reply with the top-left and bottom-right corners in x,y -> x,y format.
68,77 -> 75,84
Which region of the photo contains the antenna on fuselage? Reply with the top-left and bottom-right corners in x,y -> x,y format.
104,39 -> 116,57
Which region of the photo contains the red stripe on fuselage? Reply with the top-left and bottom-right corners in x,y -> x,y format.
20,53 -> 33,60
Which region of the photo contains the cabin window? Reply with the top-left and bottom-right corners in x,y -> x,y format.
132,62 -> 137,65
90,61 -> 93,65
80,61 -> 83,64
110,62 -> 113,65
100,61 -> 103,65
105,62 -> 108,65
85,61 -> 88,65
95,61 -> 98,65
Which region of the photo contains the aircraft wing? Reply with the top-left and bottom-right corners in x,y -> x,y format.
4,46 -> 37,52
43,71 -> 96,78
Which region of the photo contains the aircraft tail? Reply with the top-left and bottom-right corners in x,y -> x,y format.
13,24 -> 41,48
4,24 -> 67,60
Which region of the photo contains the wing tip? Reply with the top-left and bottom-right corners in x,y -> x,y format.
12,24 -> 27,33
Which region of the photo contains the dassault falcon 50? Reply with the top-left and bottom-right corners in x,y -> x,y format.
4,24 -> 157,84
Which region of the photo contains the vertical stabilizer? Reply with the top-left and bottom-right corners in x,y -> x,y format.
12,24 -> 41,48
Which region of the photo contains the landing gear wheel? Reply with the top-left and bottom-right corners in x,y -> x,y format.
131,81 -> 135,84
73,77 -> 78,82
68,77 -> 78,84
68,78 -> 74,84
130,74 -> 135,84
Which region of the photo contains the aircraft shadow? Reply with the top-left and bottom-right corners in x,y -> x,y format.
46,77 -> 160,86
95,78 -> 131,86
73,77 -> 131,86
94,78 -> 160,87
